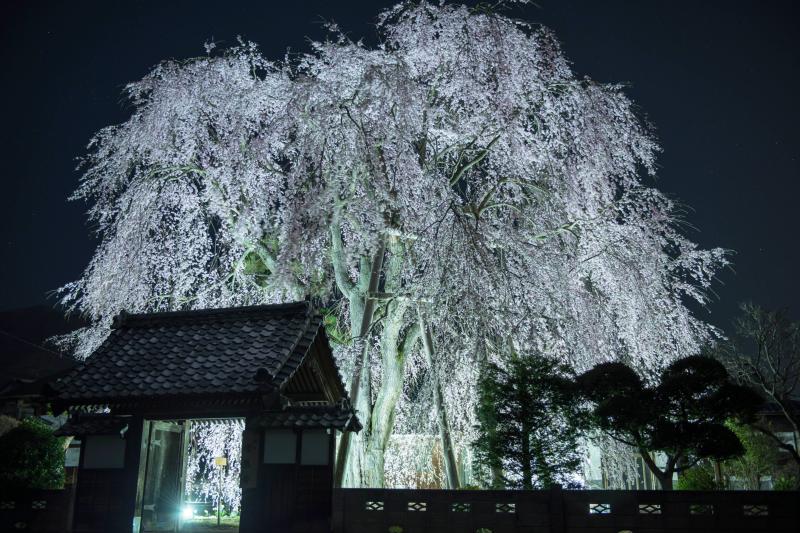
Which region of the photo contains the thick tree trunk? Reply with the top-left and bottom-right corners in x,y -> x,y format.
657,472 -> 673,490
361,299 -> 410,487
341,351 -> 372,487
334,242 -> 385,487
713,460 -> 723,488
360,442 -> 387,488
521,421 -> 532,490
339,238 -> 416,488
418,309 -> 461,489
640,450 -> 674,490
341,430 -> 364,487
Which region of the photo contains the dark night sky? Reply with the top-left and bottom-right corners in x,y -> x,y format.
0,1 -> 797,333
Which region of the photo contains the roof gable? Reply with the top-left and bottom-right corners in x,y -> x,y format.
53,302 -> 336,406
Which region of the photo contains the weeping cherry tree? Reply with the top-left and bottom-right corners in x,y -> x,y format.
57,1 -> 727,487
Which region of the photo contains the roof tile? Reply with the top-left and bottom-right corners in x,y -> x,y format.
249,406 -> 361,431
53,302 -> 322,404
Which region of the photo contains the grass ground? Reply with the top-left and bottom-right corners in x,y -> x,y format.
182,515 -> 240,531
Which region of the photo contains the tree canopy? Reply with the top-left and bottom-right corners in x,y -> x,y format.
58,1 -> 727,487
576,355 -> 762,489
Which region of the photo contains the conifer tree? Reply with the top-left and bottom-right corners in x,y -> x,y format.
577,356 -> 761,489
474,353 -> 586,489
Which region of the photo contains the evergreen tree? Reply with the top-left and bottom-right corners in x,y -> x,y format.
474,353 -> 586,489
577,356 -> 762,489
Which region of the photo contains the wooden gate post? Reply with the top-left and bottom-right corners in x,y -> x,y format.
238,420 -> 261,533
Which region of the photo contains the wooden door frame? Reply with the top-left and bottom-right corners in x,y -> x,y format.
133,420 -> 186,533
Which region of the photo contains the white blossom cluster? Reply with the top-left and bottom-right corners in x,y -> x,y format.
185,420 -> 245,512
384,434 -> 444,488
58,2 -> 727,486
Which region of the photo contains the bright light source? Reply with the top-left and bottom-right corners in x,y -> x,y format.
181,506 -> 194,520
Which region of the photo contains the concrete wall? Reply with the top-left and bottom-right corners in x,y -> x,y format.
333,486 -> 800,533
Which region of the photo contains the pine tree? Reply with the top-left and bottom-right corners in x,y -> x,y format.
474,353 -> 586,489
577,356 -> 762,489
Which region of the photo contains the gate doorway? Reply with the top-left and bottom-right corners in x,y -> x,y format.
139,420 -> 186,532
51,302 -> 360,533
181,419 -> 243,532
136,419 -> 243,533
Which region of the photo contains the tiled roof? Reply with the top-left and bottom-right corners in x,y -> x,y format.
55,414 -> 131,437
52,302 -> 322,404
249,405 -> 361,432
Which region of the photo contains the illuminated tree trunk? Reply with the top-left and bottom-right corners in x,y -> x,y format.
418,309 -> 461,489
361,298 -> 410,487
333,232 -> 422,487
332,233 -> 385,487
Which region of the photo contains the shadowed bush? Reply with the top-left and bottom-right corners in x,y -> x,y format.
0,418 -> 65,490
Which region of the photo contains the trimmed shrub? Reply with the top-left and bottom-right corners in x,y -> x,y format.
0,418 -> 65,490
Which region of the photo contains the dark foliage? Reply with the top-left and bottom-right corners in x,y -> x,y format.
0,418 -> 65,490
675,460 -> 720,490
473,353 -> 587,489
576,355 -> 762,489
